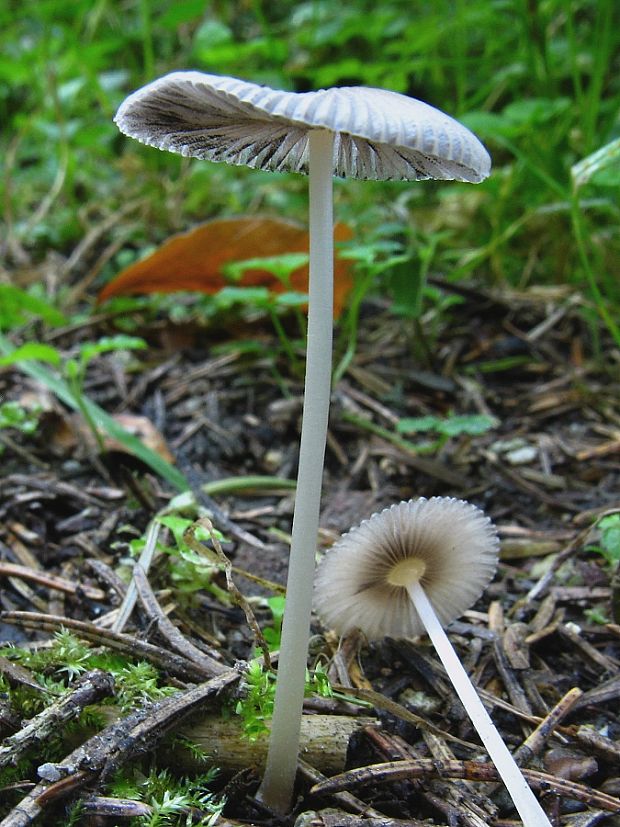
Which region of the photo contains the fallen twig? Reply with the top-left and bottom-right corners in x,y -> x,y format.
184,518 -> 272,670
513,687 -> 583,766
0,669 -> 115,770
0,668 -> 239,827
0,562 -> 105,602
0,611 -> 217,683
133,561 -> 226,674
309,759 -> 620,813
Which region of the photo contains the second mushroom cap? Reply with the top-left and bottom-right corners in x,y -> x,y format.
314,497 -> 499,640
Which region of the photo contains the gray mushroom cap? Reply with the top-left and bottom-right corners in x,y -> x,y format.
314,497 -> 499,640
115,71 -> 491,182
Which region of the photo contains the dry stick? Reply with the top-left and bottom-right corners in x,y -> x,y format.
84,559 -> 127,602
365,725 -> 494,827
526,526 -> 591,603
112,519 -> 159,634
513,687 -> 583,767
0,654 -> 48,694
80,797 -> 152,819
184,519 -> 272,670
296,813 -> 442,827
574,725 -> 620,764
309,759 -> 620,813
81,795 -> 247,826
0,562 -> 105,601
175,714 -> 376,776
558,623 -> 620,672
183,464 -> 268,552
421,730 -> 497,827
0,670 -> 115,770
571,674 -> 620,713
132,563 -> 226,674
491,636 -> 532,722
331,683 -> 479,751
0,474 -> 104,507
298,760 -> 387,820
0,433 -> 49,469
0,611 -> 213,683
0,669 -> 239,827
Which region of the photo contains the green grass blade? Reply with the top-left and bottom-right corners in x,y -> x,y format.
0,334 -> 188,492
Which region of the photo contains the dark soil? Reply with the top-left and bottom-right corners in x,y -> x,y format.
1,282 -> 619,826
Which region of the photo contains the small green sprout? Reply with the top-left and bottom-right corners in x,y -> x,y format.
0,334 -> 147,454
154,514 -> 230,604
236,659 -> 276,741
223,252 -> 310,372
235,659 -> 339,741
0,400 -> 42,453
587,513 -> 620,567
0,285 -> 66,331
260,595 -> 286,652
110,767 -> 223,827
585,512 -> 620,624
115,662 -> 178,713
397,412 -> 498,438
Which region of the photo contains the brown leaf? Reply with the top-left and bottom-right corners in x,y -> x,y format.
101,414 -> 175,463
98,216 -> 354,318
42,410 -> 174,464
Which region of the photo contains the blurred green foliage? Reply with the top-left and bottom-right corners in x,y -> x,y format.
1,0 -> 619,328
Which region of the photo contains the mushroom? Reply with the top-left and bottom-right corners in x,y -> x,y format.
114,73 -> 491,813
314,498 -> 552,827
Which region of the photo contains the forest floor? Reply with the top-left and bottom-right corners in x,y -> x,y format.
1,279 -> 619,826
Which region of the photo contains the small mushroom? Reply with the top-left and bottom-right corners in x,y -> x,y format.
114,73 -> 491,813
314,498 -> 552,827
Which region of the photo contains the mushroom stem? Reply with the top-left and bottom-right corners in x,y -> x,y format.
407,581 -> 552,827
257,128 -> 335,814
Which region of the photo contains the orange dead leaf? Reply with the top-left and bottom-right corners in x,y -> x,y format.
98,216 -> 354,318
103,413 -> 175,463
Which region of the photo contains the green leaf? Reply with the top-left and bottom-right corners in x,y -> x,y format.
159,0 -> 206,28
157,515 -> 211,549
267,595 -> 286,624
396,415 -> 443,434
397,413 -> 498,437
214,286 -> 271,309
0,401 -> 40,433
274,291 -> 308,308
572,138 -> 620,188
0,333 -> 188,492
437,414 -> 499,437
599,514 -> 620,563
224,253 -> 309,286
79,335 -> 147,368
0,286 -> 66,330
0,342 -> 61,366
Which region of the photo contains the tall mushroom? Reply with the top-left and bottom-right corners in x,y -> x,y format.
114,72 -> 491,812
314,498 -> 552,827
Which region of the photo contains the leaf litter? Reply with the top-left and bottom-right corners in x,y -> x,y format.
0,269 -> 619,826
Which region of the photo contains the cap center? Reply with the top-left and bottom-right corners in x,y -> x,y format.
387,557 -> 427,587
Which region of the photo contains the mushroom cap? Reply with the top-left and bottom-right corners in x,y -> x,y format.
115,72 -> 490,183
314,497 -> 499,640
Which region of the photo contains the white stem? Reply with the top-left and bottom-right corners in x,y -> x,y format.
257,129 -> 335,814
407,581 -> 552,827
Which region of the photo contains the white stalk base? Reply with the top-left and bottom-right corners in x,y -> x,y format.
407,581 -> 552,827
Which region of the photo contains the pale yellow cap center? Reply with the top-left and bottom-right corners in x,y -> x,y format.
386,557 -> 427,587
